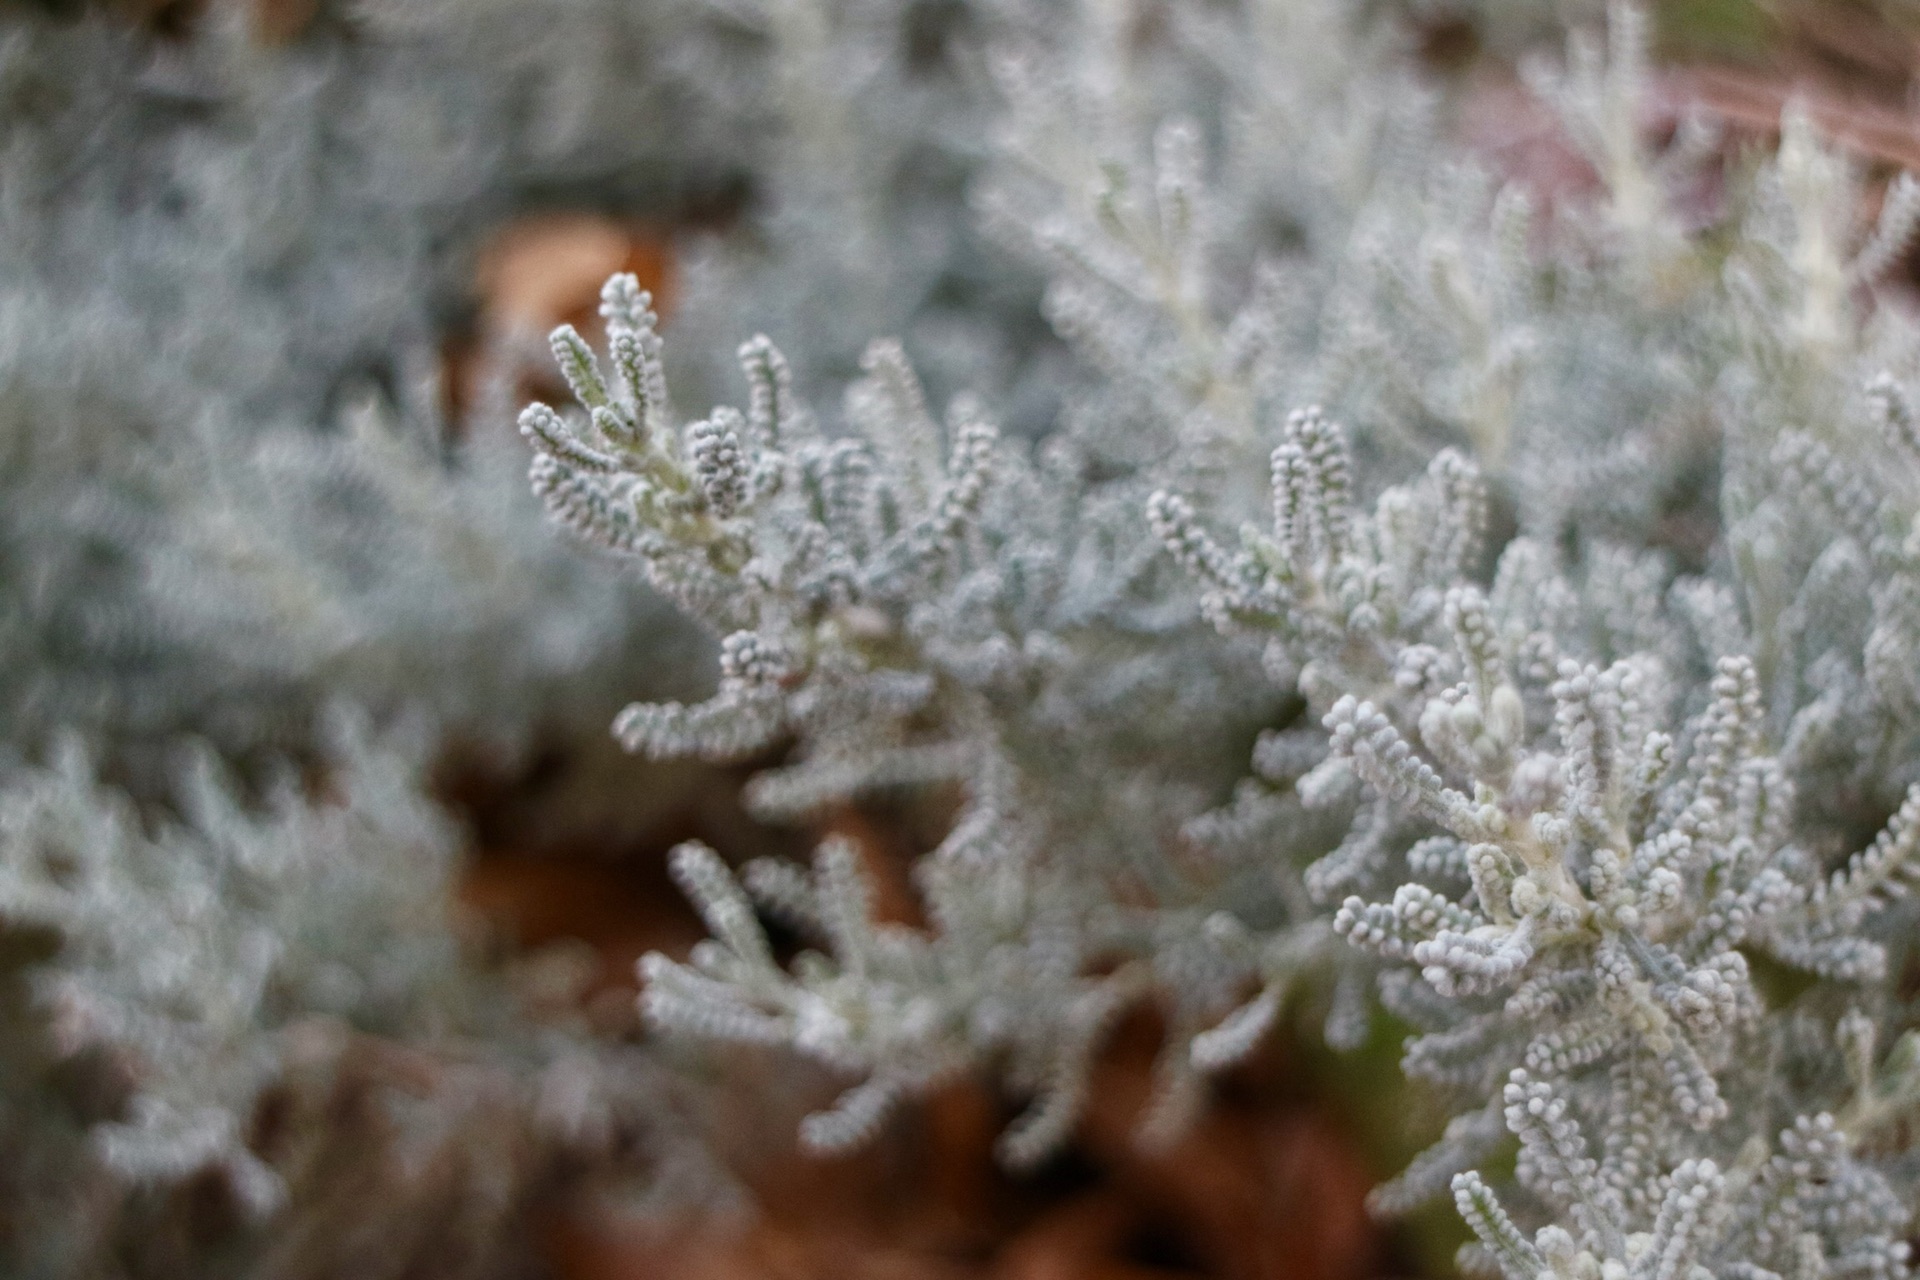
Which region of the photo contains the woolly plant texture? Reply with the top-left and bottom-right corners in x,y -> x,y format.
521,2 -> 1920,1274
0,711 -> 726,1278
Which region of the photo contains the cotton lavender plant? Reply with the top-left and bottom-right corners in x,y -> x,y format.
0,711 -> 728,1278
521,266 -> 1289,1159
520,1 -> 1920,1273
659,0 -> 1070,434
0,0 -> 749,781
0,0 -> 1203,1271
0,3 -> 764,1271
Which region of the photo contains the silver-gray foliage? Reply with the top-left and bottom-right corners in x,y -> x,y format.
0,712 -> 724,1278
524,2 -> 1920,1273
0,3 -> 745,1273
0,0 -> 735,778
